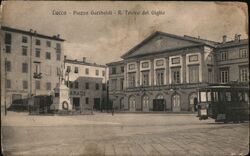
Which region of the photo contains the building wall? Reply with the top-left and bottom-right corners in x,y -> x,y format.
1,27 -> 64,108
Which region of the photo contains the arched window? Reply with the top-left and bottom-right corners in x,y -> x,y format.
129,96 -> 136,111
172,93 -> 181,112
142,95 -> 149,111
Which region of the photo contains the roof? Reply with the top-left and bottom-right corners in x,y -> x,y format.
1,26 -> 65,41
121,31 -> 218,59
216,39 -> 248,49
65,59 -> 106,68
106,60 -> 124,66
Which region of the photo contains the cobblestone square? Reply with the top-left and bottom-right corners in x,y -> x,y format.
2,112 -> 249,156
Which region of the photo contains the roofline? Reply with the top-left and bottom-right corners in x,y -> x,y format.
65,59 -> 106,68
1,26 -> 65,41
121,31 -> 216,59
216,39 -> 249,49
106,60 -> 124,66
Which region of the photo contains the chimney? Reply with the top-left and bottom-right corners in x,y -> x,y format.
237,34 -> 241,41
82,57 -> 86,62
222,35 -> 227,43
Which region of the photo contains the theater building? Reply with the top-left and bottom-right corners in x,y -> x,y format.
64,57 -> 107,112
107,31 -> 249,112
1,26 -> 65,108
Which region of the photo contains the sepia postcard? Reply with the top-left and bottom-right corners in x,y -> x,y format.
1,1 -> 249,156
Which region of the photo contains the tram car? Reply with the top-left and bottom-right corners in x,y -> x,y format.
197,83 -> 249,123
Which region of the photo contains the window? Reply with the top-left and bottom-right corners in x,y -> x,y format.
56,53 -> 61,61
142,71 -> 149,86
5,60 -> 11,72
220,51 -> 228,61
141,62 -> 149,68
129,64 -> 135,70
111,79 -> 117,90
22,36 -> 28,43
102,84 -> 106,91
66,66 -> 71,73
6,79 -> 11,88
69,81 -> 73,89
208,68 -> 213,83
189,65 -> 199,83
239,49 -> 248,58
5,33 -> 12,44
46,52 -> 51,60
75,81 -> 79,89
156,70 -> 164,85
207,55 -> 213,64
111,67 -> 116,74
85,98 -> 89,104
56,43 -> 61,53
239,67 -> 249,82
35,80 -> 40,90
189,55 -> 198,62
23,80 -> 28,89
128,73 -> 136,88
22,46 -> 28,56
35,48 -> 40,57
120,78 -> 124,90
96,83 -> 99,90
5,45 -> 11,53
171,67 -> 181,84
22,63 -> 28,73
35,39 -> 41,45
96,70 -> 99,76
220,68 -> 229,83
46,41 -> 51,47
85,68 -> 89,75
121,66 -> 124,73
156,60 -> 164,66
172,57 -> 180,64
102,70 -> 105,76
85,82 -> 89,89
46,82 -> 51,90
74,67 -> 79,73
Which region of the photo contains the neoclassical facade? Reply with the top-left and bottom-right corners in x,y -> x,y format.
107,31 -> 249,112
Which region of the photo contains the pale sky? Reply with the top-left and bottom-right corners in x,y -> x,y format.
1,1 -> 248,64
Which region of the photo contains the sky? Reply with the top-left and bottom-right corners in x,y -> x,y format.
1,1 -> 248,65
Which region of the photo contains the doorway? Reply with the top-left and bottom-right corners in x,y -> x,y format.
172,94 -> 181,112
73,97 -> 80,110
94,98 -> 101,111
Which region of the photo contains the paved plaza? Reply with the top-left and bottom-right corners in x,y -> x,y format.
1,112 -> 249,156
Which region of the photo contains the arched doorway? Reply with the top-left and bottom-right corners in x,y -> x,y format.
172,93 -> 181,112
120,98 -> 124,111
129,96 -> 136,111
142,95 -> 149,112
153,94 -> 165,111
189,93 -> 198,112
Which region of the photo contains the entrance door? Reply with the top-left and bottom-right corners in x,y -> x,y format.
73,97 -> 80,110
94,98 -> 101,111
153,99 -> 165,111
142,95 -> 149,112
189,93 -> 198,112
129,96 -> 136,111
172,94 -> 180,112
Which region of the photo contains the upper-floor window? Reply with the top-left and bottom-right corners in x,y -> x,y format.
56,52 -> 61,61
156,60 -> 164,66
102,70 -> 105,76
239,66 -> 249,82
22,46 -> 28,56
5,60 -> 11,72
46,52 -> 51,60
239,49 -> 248,58
111,67 -> 116,74
220,51 -> 228,61
35,48 -> 40,57
66,66 -> 71,73
208,68 -> 213,83
156,69 -> 164,85
96,83 -> 99,90
172,57 -> 180,64
35,39 -> 41,46
102,84 -> 106,91
23,80 -> 28,89
74,67 -> 79,73
22,63 -> 28,73
220,68 -> 229,83
120,78 -> 124,90
128,72 -> 136,88
75,81 -> 79,89
96,69 -> 99,76
189,55 -> 198,62
85,82 -> 89,89
46,41 -> 51,47
5,45 -> 11,53
85,68 -> 89,75
5,33 -> 12,44
189,65 -> 199,83
171,67 -> 181,84
22,36 -> 28,43
111,79 -> 117,90
35,80 -> 41,90
56,43 -> 61,53
6,79 -> 11,88
129,64 -> 135,70
141,71 -> 149,86
141,62 -> 149,68
121,66 -> 124,73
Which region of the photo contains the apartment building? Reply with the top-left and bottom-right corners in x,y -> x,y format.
1,26 -> 65,108
107,31 -> 249,112
64,57 -> 107,112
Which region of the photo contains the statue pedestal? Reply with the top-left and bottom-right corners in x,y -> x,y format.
50,84 -> 72,111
